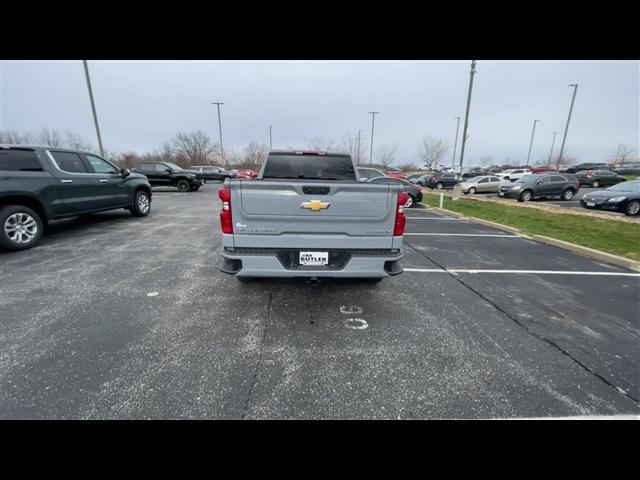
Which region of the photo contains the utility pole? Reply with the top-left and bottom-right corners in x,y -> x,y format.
82,60 -> 104,157
212,102 -> 225,168
547,131 -> 559,166
356,129 -> 362,164
368,111 -> 379,165
458,60 -> 477,179
557,83 -> 579,168
526,119 -> 540,166
615,143 -> 623,167
451,116 -> 461,169
269,125 -> 273,150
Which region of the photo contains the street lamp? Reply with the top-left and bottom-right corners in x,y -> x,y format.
212,102 -> 225,168
451,116 -> 461,169
526,119 -> 540,166
458,60 -> 477,178
557,84 -> 579,167
368,112 -> 379,165
269,125 -> 273,150
82,60 -> 104,157
547,131 -> 559,166
356,129 -> 362,165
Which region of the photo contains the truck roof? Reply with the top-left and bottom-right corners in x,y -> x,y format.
269,150 -> 350,157
0,144 -> 97,155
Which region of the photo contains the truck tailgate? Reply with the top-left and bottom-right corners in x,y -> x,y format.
231,180 -> 398,249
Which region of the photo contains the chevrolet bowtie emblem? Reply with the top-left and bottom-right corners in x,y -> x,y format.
301,200 -> 331,211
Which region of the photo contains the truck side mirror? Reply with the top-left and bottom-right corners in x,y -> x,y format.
121,168 -> 130,177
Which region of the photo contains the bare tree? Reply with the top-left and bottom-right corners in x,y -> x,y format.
0,131 -> 25,144
304,137 -> 338,151
65,131 -> 94,151
336,131 -> 368,163
37,128 -> 65,147
376,143 -> 401,166
616,144 -> 636,167
417,136 -> 450,169
170,130 -> 217,166
479,155 -> 493,167
241,142 -> 270,168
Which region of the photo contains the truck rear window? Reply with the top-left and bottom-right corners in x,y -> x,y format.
0,148 -> 44,171
262,154 -> 356,181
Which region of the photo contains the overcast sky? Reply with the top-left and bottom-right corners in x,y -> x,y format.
1,60 -> 638,165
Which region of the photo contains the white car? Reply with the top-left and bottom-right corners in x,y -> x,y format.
496,168 -> 531,182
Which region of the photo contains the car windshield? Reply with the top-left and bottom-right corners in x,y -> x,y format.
465,176 -> 483,182
164,162 -> 183,171
607,180 -> 640,192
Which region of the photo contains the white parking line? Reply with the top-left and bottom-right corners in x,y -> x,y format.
404,268 -> 640,277
405,233 -> 519,237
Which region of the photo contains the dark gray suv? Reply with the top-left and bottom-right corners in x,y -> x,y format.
498,173 -> 580,202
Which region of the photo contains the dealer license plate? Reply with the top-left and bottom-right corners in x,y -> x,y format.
586,202 -> 595,207
299,251 -> 329,266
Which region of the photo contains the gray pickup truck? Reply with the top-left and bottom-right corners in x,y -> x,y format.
218,150 -> 408,283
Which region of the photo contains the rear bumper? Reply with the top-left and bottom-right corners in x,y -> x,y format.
220,248 -> 404,278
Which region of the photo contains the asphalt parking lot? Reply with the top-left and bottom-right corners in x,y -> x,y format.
1,184 -> 639,419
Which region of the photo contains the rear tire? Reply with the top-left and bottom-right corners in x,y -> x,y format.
561,189 -> 575,201
130,190 -> 151,217
518,190 -> 533,202
0,205 -> 44,251
624,200 -> 640,216
177,180 -> 190,192
404,195 -> 414,208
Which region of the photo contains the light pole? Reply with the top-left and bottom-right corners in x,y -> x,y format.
526,119 -> 540,166
458,60 -> 477,178
269,125 -> 273,150
368,111 -> 379,165
615,143 -> 623,167
547,131 -> 559,166
212,102 -> 225,168
557,83 -> 579,168
82,60 -> 104,157
451,116 -> 461,169
356,129 -> 362,164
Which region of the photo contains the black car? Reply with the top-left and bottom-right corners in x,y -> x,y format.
580,180 -> 640,216
134,161 -> 203,191
498,173 -> 580,202
574,169 -> 626,188
367,176 -> 423,207
565,163 -> 610,174
0,145 -> 152,251
187,165 -> 237,182
419,172 -> 459,189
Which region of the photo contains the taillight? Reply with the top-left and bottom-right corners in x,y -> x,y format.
219,187 -> 233,234
394,192 -> 409,236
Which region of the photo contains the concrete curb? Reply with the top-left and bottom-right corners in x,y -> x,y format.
531,235 -> 640,272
